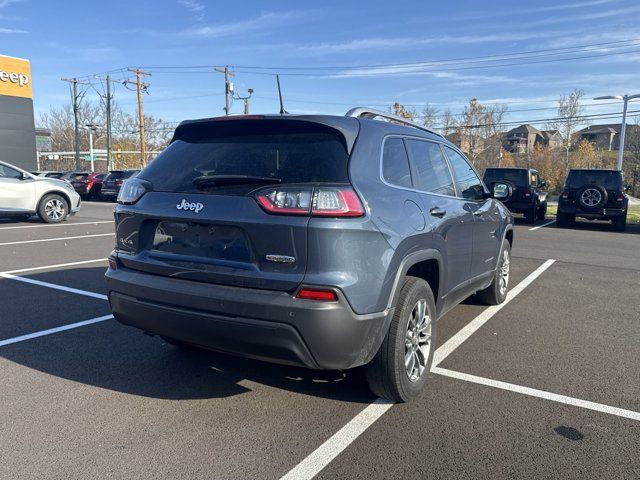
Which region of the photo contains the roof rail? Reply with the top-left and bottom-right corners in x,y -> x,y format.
345,107 -> 443,138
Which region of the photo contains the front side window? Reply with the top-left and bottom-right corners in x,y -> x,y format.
444,146 -> 485,201
407,139 -> 455,196
0,164 -> 22,179
382,137 -> 412,188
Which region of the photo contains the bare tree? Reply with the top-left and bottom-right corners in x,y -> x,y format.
440,109 -> 457,137
391,101 -> 416,120
546,88 -> 588,169
420,103 -> 440,130
457,98 -> 507,167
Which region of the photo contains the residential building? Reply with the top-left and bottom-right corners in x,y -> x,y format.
503,124 -> 563,154
575,124 -> 640,151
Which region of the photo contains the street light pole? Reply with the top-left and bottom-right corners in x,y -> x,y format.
85,124 -> 98,171
594,93 -> 640,171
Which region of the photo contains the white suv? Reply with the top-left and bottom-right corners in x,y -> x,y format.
0,160 -> 81,223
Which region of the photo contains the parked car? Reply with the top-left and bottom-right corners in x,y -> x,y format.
557,168 -> 630,231
69,172 -> 107,199
0,160 -> 81,223
100,170 -> 140,201
483,167 -> 548,223
105,109 -> 514,402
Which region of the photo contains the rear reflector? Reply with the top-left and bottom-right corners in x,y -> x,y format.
296,288 -> 338,302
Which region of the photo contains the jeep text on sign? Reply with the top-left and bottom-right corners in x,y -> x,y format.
0,55 -> 32,99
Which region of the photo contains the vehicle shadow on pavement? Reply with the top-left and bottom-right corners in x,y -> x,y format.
0,269 -> 375,403
557,219 -> 640,235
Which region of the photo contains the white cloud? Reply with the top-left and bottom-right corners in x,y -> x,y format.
184,10 -> 311,38
178,0 -> 204,12
0,26 -> 26,33
0,0 -> 23,8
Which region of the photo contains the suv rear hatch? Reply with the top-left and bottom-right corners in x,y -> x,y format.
565,170 -> 623,207
114,116 -> 360,292
483,168 -> 529,204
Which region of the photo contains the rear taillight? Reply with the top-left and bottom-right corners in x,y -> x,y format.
616,194 -> 625,201
108,257 -> 117,270
561,191 -> 569,199
255,186 -> 364,217
296,288 -> 338,302
115,179 -> 124,186
524,189 -> 532,197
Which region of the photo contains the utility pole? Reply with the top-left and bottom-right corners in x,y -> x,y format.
125,68 -> 151,167
95,74 -> 115,170
61,77 -> 88,170
214,66 -> 235,115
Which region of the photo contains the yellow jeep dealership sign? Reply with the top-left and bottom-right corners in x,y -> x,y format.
0,55 -> 32,99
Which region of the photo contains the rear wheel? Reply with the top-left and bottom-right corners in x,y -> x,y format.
612,215 -> 627,232
477,240 -> 511,305
37,194 -> 68,223
537,203 -> 547,221
524,205 -> 536,224
365,276 -> 436,402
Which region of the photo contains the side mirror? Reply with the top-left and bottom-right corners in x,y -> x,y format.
624,184 -> 632,192
492,182 -> 512,201
540,180 -> 547,188
21,172 -> 31,180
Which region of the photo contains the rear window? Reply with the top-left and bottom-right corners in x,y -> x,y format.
140,120 -> 350,193
484,168 -> 527,185
71,173 -> 88,181
567,170 -> 621,190
107,171 -> 126,179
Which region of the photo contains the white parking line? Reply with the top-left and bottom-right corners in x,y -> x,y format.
0,314 -> 113,347
433,259 -> 556,366
0,220 -> 112,230
0,258 -> 107,276
0,233 -> 114,246
432,367 -> 640,422
280,259 -> 556,480
529,220 -> 556,231
0,272 -> 107,300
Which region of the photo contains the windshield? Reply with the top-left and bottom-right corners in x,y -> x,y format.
139,120 -> 350,194
567,170 -> 622,190
484,168 -> 528,185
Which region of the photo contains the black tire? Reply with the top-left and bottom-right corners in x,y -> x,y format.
477,239 -> 511,305
577,184 -> 607,211
557,211 -> 568,228
612,215 -> 627,232
365,276 -> 436,403
37,194 -> 69,223
524,205 -> 536,224
537,203 -> 547,221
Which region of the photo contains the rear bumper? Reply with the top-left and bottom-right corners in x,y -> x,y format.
69,192 -> 81,213
558,205 -> 626,218
105,264 -> 390,370
503,201 -> 536,213
100,188 -> 119,198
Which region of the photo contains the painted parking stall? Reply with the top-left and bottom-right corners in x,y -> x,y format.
0,204 -> 639,479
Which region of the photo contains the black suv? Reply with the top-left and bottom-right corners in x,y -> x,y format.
483,167 -> 548,224
557,169 -> 630,231
100,170 -> 140,201
105,108 -> 514,402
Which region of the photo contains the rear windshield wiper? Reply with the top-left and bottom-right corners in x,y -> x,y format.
193,175 -> 282,188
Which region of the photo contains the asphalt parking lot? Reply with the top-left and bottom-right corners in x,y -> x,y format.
1,203 -> 639,480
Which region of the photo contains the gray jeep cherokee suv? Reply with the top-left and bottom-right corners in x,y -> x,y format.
105,108 -> 514,402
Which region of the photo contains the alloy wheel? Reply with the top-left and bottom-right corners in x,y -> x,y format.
499,248 -> 510,296
44,199 -> 65,220
581,188 -> 602,207
404,299 -> 432,382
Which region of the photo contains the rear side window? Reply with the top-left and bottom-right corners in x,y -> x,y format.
567,170 -> 621,190
382,137 -> 412,188
530,171 -> 539,186
407,140 -> 455,196
141,120 -> 350,193
445,146 -> 485,201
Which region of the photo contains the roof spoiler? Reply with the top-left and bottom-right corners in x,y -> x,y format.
345,107 -> 443,138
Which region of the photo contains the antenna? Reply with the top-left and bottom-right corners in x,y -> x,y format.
276,74 -> 288,115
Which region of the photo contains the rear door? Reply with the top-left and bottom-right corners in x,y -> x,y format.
444,146 -> 501,279
115,119 -> 354,292
405,138 -> 473,296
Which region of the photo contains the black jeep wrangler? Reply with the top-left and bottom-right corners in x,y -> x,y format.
483,167 -> 548,224
557,169 -> 630,231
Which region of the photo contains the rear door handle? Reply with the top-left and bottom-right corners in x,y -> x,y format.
472,210 -> 483,216
429,207 -> 446,218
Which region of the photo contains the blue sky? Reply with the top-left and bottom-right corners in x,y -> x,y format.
2,0 -> 640,127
